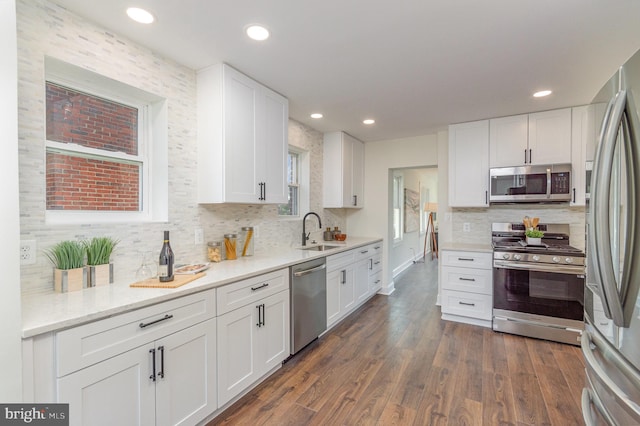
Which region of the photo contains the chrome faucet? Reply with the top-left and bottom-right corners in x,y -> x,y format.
302,212 -> 322,246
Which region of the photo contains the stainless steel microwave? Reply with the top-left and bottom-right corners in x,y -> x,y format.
489,164 -> 572,203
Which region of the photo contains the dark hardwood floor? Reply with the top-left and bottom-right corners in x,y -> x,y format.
208,258 -> 586,425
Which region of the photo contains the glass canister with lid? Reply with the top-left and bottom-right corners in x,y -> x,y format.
223,234 -> 237,260
207,241 -> 224,262
239,226 -> 254,256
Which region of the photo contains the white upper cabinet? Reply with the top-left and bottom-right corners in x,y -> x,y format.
197,64 -> 288,204
448,120 -> 489,207
489,108 -> 572,167
527,108 -> 572,165
323,131 -> 364,208
571,103 -> 607,206
489,114 -> 529,167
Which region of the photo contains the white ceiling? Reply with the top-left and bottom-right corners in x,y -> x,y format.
52,0 -> 640,142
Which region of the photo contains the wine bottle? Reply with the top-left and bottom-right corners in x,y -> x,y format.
158,230 -> 174,282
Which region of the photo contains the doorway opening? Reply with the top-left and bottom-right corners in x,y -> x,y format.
389,166 -> 438,278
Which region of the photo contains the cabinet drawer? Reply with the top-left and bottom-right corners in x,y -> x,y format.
441,290 -> 492,320
441,250 -> 492,269
216,268 -> 288,315
327,250 -> 356,271
441,266 -> 492,294
56,288 -> 216,377
355,245 -> 374,261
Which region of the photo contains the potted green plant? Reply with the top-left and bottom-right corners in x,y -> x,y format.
525,228 -> 544,246
45,240 -> 87,292
84,237 -> 118,287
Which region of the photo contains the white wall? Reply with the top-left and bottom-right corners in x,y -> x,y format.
347,134 -> 439,293
1,0 -> 23,401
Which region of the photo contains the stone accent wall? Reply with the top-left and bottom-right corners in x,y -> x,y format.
17,0 -> 343,294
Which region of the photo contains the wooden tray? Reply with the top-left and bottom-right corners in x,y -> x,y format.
130,272 -> 206,289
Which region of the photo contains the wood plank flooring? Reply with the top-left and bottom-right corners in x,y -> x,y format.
208,258 -> 586,425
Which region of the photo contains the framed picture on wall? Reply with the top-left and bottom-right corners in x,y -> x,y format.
404,188 -> 419,233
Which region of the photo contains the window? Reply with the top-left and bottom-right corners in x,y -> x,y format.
44,57 -> 168,224
393,175 -> 403,242
279,149 -> 307,217
46,82 -> 141,211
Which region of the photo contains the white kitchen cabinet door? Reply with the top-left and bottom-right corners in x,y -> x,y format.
216,303 -> 257,406
351,136 -> 364,207
197,63 -> 288,204
57,345 -> 156,426
527,108 -> 572,165
354,258 -> 370,305
448,120 -> 489,207
489,114 -> 528,167
261,89 -> 289,204
326,269 -> 342,327
155,319 -> 217,426
217,289 -> 290,407
323,131 -> 365,208
258,290 -> 290,372
340,265 -> 356,314
222,68 -> 260,203
326,264 -> 355,328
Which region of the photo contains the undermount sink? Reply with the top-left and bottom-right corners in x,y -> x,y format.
299,244 -> 340,251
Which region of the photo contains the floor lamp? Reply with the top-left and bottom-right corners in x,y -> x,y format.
423,202 -> 438,260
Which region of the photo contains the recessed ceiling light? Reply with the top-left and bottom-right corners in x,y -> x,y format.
533,90 -> 552,98
246,25 -> 270,41
126,7 -> 155,24
310,113 -> 323,119
363,119 -> 375,125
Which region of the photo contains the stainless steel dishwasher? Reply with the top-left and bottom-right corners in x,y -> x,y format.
290,257 -> 327,355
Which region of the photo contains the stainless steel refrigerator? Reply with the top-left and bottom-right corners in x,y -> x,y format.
583,47 -> 640,425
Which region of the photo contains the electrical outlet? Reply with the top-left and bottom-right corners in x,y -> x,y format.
194,228 -> 204,244
20,240 -> 37,265
463,223 -> 471,232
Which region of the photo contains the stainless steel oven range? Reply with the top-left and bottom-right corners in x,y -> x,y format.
492,223 -> 585,345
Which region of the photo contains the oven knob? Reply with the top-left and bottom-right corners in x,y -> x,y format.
532,255 -> 540,262
565,257 -> 573,264
502,253 -> 510,260
552,256 -> 560,263
513,254 -> 522,261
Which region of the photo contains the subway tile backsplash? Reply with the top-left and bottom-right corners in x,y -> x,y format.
451,204 -> 587,251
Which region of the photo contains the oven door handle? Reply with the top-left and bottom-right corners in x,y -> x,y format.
493,260 -> 584,275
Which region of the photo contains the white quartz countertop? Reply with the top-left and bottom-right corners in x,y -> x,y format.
22,237 -> 382,338
439,242 -> 493,253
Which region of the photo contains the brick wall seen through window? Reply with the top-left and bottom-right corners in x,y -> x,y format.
45,82 -> 142,211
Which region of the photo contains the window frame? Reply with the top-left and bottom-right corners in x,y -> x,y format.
279,146 -> 309,219
43,57 -> 168,224
393,174 -> 404,243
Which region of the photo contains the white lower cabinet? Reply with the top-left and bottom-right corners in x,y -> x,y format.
326,242 -> 383,329
57,318 -> 217,426
216,271 -> 289,407
326,259 -> 355,328
439,250 -> 493,328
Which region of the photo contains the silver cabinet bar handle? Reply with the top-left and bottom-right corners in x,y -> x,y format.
459,277 -> 476,282
459,301 -> 476,306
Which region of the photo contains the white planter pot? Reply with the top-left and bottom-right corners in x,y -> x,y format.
526,237 -> 542,246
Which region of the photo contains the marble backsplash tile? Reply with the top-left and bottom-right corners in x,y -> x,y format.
451,204 -> 587,250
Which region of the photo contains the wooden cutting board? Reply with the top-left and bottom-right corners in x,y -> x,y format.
130,272 -> 205,289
